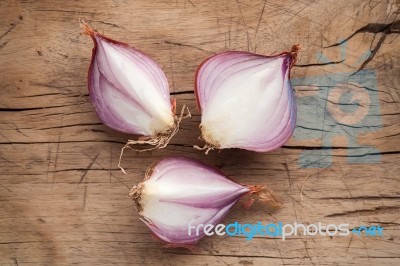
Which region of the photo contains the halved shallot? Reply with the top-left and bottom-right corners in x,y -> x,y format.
81,21 -> 190,173
130,156 -> 280,246
194,46 -> 299,154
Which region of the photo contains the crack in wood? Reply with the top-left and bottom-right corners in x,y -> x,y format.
82,186 -> 88,209
51,115 -> 64,185
78,152 -> 100,185
326,20 -> 400,48
163,251 -> 308,259
170,90 -> 194,95
164,40 -> 209,53
0,22 -> 18,40
325,205 -> 400,217
0,103 -> 80,112
295,59 -> 345,68
35,9 -> 98,15
38,122 -> 103,130
0,41 -> 8,50
316,196 -> 400,200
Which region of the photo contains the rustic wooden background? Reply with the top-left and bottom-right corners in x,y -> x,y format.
1,0 -> 399,265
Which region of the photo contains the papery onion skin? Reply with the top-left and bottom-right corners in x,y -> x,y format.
130,157 -> 280,245
83,22 -> 175,137
194,46 -> 299,153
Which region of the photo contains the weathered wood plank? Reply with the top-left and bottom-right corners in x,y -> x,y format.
1,0 -> 399,265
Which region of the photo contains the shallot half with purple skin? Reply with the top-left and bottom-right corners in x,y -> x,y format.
81,21 -> 190,173
130,156 -> 280,246
194,46 -> 299,154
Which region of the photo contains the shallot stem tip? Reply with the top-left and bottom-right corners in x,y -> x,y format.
247,184 -> 282,208
79,19 -> 95,37
290,44 -> 301,67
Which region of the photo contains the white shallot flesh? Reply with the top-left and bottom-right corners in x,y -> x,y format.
130,156 -> 281,246
194,46 -> 299,154
81,21 -> 190,173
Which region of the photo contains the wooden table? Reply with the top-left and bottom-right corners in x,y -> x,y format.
1,0 -> 399,265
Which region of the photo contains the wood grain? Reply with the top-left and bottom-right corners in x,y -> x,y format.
0,0 -> 399,265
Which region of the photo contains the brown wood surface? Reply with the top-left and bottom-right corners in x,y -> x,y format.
1,0 -> 399,265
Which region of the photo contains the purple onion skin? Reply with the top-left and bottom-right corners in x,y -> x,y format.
194,47 -> 299,152
130,156 -> 280,246
83,23 -> 174,137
